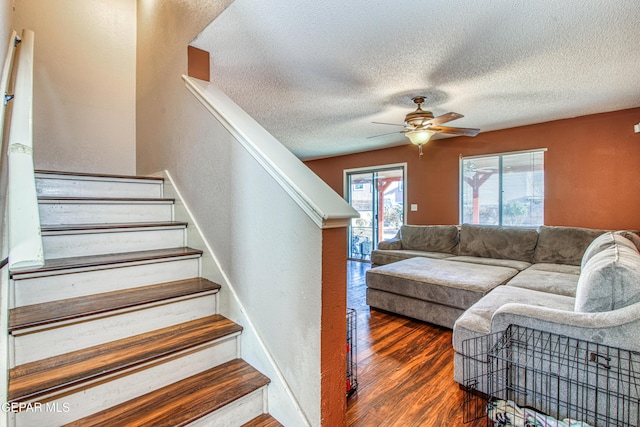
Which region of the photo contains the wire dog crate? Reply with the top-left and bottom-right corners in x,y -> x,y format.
463,325 -> 640,426
346,308 -> 358,397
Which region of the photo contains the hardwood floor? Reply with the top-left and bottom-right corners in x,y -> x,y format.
346,261 -> 486,427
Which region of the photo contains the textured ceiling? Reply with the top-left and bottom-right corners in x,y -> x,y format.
192,0 -> 640,160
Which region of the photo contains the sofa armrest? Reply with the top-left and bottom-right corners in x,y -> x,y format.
491,302 -> 640,353
377,236 -> 402,250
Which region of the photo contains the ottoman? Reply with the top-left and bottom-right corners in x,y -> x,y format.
366,257 -> 520,328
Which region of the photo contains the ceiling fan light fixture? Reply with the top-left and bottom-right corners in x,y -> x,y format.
406,129 -> 435,146
369,96 -> 479,159
406,129 -> 435,158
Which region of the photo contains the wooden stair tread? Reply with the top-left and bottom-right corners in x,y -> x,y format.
38,196 -> 175,203
8,315 -> 242,402
62,359 -> 270,427
35,170 -> 164,182
41,221 -> 188,232
242,414 -> 284,427
10,247 -> 203,277
9,278 -> 221,332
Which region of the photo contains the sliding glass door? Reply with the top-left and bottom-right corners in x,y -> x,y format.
345,165 -> 406,261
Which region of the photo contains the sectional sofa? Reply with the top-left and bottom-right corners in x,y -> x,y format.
366,224 -> 640,386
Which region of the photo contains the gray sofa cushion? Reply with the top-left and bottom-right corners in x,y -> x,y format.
446,256 -> 531,271
581,231 -> 616,269
399,225 -> 459,254
376,236 -> 402,250
581,231 -> 637,269
527,263 -> 581,275
534,225 -> 606,265
616,230 -> 640,252
458,224 -> 538,263
366,288 -> 465,329
575,239 -> 640,312
506,268 -> 580,297
452,285 -> 575,353
370,249 -> 454,266
366,257 -> 518,311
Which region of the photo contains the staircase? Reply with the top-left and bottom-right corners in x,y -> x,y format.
6,170 -> 283,427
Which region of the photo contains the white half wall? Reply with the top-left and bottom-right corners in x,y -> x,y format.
137,1 -> 322,425
12,0 -> 136,175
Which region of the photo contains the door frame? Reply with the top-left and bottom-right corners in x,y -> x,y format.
343,162 -> 408,260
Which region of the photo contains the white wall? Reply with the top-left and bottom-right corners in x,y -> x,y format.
0,0 -> 12,257
13,0 -> 136,175
0,4 -> 12,421
136,1 -> 323,425
0,0 -> 9,58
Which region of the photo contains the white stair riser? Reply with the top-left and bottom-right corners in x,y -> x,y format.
9,174 -> 264,427
187,388 -> 267,427
36,176 -> 163,198
13,294 -> 218,364
13,257 -> 201,306
39,202 -> 173,224
11,338 -> 239,427
42,228 -> 185,259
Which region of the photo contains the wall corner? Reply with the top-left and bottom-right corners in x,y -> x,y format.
320,227 -> 348,426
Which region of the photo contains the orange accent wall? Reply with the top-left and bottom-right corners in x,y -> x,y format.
321,227 -> 347,426
307,108 -> 640,230
187,45 -> 210,82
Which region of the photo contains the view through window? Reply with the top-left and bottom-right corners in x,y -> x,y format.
461,150 -> 545,226
346,165 -> 406,261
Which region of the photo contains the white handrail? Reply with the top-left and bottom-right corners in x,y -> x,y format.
1,31 -> 19,177
182,75 -> 358,229
1,32 -> 19,252
1,30 -> 22,427
6,29 -> 44,270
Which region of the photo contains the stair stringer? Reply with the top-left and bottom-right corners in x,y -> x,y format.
154,169 -> 310,427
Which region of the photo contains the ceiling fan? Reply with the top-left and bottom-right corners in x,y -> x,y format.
369,96 -> 480,157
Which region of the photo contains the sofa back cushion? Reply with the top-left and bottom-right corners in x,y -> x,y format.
581,231 -> 637,270
458,224 -> 538,263
400,225 -> 459,254
616,230 -> 640,252
534,225 -> 607,266
575,236 -> 640,312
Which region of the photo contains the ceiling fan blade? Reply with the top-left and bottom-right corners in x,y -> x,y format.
367,130 -> 403,139
431,126 -> 480,137
429,112 -> 464,126
372,121 -> 405,127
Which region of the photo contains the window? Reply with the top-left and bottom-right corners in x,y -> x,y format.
460,150 -> 545,226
